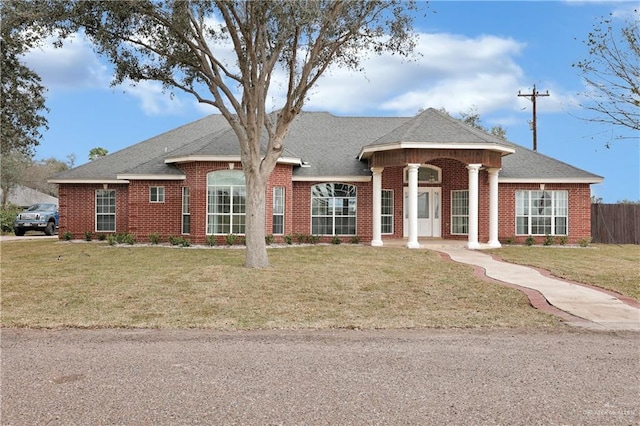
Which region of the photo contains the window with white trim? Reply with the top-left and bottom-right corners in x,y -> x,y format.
311,183 -> 357,235
516,190 -> 568,235
207,170 -> 246,234
381,190 -> 394,234
272,186 -> 284,235
150,186 -> 165,203
404,165 -> 441,183
182,187 -> 190,234
451,190 -> 469,235
96,189 -> 116,232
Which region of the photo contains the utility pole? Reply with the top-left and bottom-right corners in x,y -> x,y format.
518,84 -> 549,151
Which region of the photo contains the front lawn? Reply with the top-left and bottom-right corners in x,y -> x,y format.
0,240 -> 561,329
487,244 -> 640,301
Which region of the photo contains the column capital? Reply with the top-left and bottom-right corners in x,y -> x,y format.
407,163 -> 421,169
466,163 -> 482,172
371,166 -> 384,175
487,167 -> 501,175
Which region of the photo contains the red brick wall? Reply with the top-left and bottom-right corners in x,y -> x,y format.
497,183 -> 592,244
58,162 -> 593,245
58,184 -> 129,239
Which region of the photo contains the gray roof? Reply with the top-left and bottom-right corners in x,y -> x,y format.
52,108 -> 602,183
0,185 -> 58,207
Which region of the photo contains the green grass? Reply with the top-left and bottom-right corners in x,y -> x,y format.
487,244 -> 640,300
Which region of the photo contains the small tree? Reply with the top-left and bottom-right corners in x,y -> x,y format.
573,9 -> 639,140
1,0 -> 71,156
61,0 -> 420,268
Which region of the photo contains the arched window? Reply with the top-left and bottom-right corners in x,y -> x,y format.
207,170 -> 246,234
404,165 -> 441,183
311,183 -> 357,235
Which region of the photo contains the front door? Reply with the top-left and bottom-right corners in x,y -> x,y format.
403,187 -> 441,238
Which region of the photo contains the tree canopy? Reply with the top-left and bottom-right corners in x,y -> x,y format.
574,9 -> 639,138
60,0 -> 420,268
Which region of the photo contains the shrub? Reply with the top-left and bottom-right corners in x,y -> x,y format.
148,233 -> 161,244
168,235 -> 190,247
206,234 -> 218,246
525,235 -> 535,246
114,233 -> 135,245
97,234 -> 107,241
0,204 -> 21,233
502,236 -> 515,245
107,234 -> 116,246
309,235 -> 320,244
84,231 -> 92,242
295,233 -> 307,244
284,234 -> 293,245
578,237 -> 592,248
225,233 -> 238,246
62,231 -> 73,241
543,234 -> 554,246
265,234 -> 275,245
331,236 -> 342,245
556,236 -> 568,246
350,235 -> 361,244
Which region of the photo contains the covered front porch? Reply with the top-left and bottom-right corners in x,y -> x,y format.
361,148 -> 513,250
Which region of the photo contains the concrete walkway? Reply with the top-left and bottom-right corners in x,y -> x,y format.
419,241 -> 640,331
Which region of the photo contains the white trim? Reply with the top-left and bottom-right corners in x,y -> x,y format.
293,176 -> 371,182
358,142 -> 515,160
165,155 -> 302,165
117,174 -> 186,180
48,179 -> 129,184
499,177 -> 603,184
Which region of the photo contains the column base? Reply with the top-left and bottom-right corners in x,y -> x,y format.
407,241 -> 421,249
487,240 -> 502,248
371,239 -> 383,247
467,242 -> 481,250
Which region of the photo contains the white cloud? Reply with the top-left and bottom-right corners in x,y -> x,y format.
123,80 -> 185,116
295,32 -> 529,117
23,34 -> 109,90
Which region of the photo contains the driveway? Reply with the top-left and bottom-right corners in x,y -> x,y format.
1,328 -> 638,425
0,234 -> 58,242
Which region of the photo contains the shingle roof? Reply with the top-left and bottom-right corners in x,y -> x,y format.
51,109 -> 602,183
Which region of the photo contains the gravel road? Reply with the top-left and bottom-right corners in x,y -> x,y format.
1,328 -> 638,425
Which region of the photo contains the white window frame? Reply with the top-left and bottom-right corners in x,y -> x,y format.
95,189 -> 116,232
149,186 -> 165,203
381,189 -> 394,234
311,183 -> 357,236
516,190 -> 568,236
451,190 -> 469,235
181,187 -> 190,235
403,165 -> 441,184
272,187 -> 285,235
207,170 -> 246,235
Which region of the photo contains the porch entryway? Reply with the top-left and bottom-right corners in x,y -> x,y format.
403,187 -> 441,238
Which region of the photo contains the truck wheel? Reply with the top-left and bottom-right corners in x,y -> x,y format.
44,221 -> 55,236
14,228 -> 25,236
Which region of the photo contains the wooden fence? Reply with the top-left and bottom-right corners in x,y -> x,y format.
591,203 -> 640,244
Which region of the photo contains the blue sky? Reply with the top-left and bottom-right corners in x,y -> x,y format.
25,1 -> 639,202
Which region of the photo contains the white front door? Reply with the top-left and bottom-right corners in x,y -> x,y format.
404,187 -> 441,238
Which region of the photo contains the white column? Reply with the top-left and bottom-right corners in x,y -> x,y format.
371,167 -> 384,247
407,163 -> 420,249
487,168 -> 501,248
467,164 -> 481,249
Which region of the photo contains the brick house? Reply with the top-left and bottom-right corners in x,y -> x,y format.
50,108 -> 602,247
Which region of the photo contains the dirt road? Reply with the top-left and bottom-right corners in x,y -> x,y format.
1,328 -> 638,425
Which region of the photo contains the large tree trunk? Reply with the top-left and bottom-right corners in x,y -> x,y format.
243,166 -> 269,268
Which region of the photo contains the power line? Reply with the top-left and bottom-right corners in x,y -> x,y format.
518,84 -> 550,151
